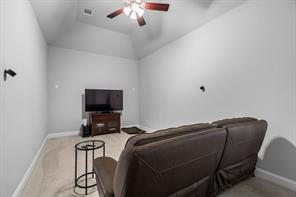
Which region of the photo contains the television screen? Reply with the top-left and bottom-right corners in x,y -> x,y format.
85,89 -> 123,112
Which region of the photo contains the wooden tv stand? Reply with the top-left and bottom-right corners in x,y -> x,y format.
90,112 -> 121,136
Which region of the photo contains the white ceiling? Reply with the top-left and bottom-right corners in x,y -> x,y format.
30,0 -> 246,59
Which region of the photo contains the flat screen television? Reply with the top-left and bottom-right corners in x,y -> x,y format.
85,89 -> 123,112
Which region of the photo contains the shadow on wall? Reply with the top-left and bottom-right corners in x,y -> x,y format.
257,137 -> 296,182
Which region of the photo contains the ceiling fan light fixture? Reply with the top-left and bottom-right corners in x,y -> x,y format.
136,7 -> 144,16
131,1 -> 144,17
123,0 -> 145,19
123,6 -> 132,16
108,0 -> 169,26
130,11 -> 137,20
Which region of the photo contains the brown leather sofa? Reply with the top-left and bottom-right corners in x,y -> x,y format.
93,117 -> 267,197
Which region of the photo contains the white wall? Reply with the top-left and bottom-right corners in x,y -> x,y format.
47,46 -> 139,133
0,0 -> 48,196
139,0 -> 296,160
0,0 -> 4,194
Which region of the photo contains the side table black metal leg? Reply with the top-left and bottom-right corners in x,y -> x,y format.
92,141 -> 94,178
85,150 -> 88,195
75,148 -> 77,187
103,144 -> 105,157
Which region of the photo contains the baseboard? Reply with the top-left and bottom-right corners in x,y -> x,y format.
255,168 -> 296,192
47,130 -> 79,138
12,136 -> 48,197
47,126 -> 155,137
137,124 -> 156,133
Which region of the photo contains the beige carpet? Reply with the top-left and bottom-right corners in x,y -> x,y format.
21,132 -> 296,197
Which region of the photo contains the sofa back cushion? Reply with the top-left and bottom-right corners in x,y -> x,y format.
125,123 -> 215,147
114,128 -> 227,197
215,119 -> 267,169
212,117 -> 258,127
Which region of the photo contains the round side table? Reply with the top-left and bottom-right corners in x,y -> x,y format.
74,140 -> 105,195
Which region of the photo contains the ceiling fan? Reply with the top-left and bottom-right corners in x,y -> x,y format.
107,0 -> 170,26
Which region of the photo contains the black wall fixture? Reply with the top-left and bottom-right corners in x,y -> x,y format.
200,86 -> 205,92
4,69 -> 17,81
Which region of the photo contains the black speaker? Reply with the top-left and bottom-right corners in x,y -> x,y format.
4,69 -> 17,81
80,125 -> 91,138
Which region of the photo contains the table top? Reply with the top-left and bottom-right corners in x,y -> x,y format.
75,140 -> 105,151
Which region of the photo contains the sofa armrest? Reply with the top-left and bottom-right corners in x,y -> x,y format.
94,157 -> 117,197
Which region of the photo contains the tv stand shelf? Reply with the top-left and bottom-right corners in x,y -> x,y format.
91,112 -> 121,136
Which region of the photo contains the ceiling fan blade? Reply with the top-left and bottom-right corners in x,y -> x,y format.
107,8 -> 123,18
137,15 -> 146,26
144,3 -> 169,11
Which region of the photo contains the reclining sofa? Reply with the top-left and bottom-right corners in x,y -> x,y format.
93,117 -> 267,197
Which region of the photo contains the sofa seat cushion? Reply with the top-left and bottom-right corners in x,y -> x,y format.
125,123 -> 215,147
94,157 -> 117,197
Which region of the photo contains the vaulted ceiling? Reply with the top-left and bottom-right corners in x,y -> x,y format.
30,0 -> 246,59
